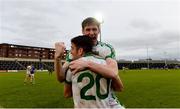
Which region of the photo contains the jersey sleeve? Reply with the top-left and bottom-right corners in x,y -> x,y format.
105,43 -> 116,60
65,69 -> 72,84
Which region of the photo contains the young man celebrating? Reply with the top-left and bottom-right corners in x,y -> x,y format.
64,35 -> 124,108
54,17 -> 123,91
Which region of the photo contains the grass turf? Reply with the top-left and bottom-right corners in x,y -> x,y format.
0,69 -> 180,108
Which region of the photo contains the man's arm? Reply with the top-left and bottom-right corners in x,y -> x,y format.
54,59 -> 69,82
69,58 -> 124,92
112,75 -> 124,92
54,42 -> 68,83
88,58 -> 123,92
64,83 -> 72,98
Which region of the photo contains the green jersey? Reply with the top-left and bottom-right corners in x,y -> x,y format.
65,54 -> 122,108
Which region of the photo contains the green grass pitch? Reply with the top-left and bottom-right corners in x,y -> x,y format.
0,69 -> 180,108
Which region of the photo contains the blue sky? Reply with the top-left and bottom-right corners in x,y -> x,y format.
0,0 -> 180,60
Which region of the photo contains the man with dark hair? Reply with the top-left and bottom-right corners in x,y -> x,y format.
62,35 -> 124,108
71,35 -> 93,57
54,17 -> 123,92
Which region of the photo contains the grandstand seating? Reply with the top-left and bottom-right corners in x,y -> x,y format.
0,60 -> 54,70
0,43 -> 67,71
1,43 -> 178,70
0,59 -> 179,70
118,61 -> 180,69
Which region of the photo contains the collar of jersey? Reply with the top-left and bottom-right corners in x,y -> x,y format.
95,41 -> 100,46
83,52 -> 94,57
95,41 -> 103,47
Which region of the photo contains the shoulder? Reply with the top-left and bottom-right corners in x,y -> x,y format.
98,41 -> 115,51
82,55 -> 106,64
97,41 -> 116,59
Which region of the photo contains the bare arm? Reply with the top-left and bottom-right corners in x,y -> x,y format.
54,59 -> 69,83
112,75 -> 124,91
88,58 -> 123,91
69,58 -> 124,92
54,42 -> 68,83
86,58 -> 118,78
64,83 -> 72,98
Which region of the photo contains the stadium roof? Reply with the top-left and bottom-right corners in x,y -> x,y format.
0,43 -> 54,50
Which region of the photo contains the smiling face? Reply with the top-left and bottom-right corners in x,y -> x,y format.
82,24 -> 100,45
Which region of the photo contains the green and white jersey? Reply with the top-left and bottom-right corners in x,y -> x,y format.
65,54 -> 122,108
66,41 -> 116,62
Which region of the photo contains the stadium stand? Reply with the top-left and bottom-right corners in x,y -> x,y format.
0,43 -> 66,71
118,59 -> 180,69
0,57 -> 55,71
0,43 -> 179,71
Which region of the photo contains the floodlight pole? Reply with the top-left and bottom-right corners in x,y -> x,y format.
178,35 -> 180,62
164,51 -> 167,67
99,21 -> 104,43
100,28 -> 102,42
147,45 -> 149,69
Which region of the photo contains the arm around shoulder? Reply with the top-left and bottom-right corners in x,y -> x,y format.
105,58 -> 124,92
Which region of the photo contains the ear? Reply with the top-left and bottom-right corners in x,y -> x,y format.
78,48 -> 84,56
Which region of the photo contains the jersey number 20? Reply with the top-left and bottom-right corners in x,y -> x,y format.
77,72 -> 110,100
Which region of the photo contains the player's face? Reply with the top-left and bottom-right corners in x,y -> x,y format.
70,43 -> 82,60
82,24 -> 100,45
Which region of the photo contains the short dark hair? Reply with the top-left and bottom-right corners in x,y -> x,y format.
71,35 -> 93,53
81,17 -> 100,29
